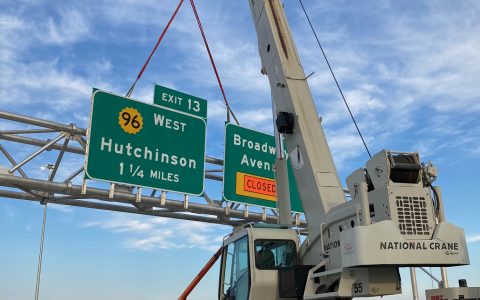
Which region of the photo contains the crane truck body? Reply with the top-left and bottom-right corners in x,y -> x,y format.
218,1 -> 473,299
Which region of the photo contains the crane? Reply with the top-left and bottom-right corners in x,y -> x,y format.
215,0 -> 476,299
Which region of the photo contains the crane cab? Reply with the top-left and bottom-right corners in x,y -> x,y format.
218,224 -> 301,300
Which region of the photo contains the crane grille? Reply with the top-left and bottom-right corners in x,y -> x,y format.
395,196 -> 431,236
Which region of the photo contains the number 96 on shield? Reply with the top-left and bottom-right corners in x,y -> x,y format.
118,107 -> 143,134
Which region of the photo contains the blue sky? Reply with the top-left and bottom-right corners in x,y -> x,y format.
1,0 -> 479,299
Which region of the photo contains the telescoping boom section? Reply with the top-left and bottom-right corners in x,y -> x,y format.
217,0 -> 472,299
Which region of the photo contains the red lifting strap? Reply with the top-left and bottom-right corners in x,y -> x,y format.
126,0 -> 240,125
189,0 -> 239,125
126,0 -> 185,97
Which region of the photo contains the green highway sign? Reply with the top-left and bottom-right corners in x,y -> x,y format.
154,85 -> 207,119
223,123 -> 303,213
85,89 -> 206,195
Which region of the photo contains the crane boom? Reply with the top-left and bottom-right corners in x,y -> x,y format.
248,0 -> 345,231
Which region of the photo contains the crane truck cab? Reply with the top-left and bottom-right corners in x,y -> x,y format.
219,224 -> 304,300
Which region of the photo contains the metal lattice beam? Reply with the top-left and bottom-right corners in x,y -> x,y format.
0,110 -> 307,229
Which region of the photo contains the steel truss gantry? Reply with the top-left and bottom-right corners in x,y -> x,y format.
0,110 -> 307,228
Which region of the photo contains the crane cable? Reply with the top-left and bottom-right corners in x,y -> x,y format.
297,0 -> 372,158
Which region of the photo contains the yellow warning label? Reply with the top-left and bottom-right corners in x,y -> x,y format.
235,172 -> 277,202
118,107 -> 143,134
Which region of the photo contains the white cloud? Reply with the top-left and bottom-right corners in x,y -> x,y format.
0,15 -> 27,62
1,3 -> 479,299
129,85 -> 154,104
98,0 -> 175,26
3,204 -> 16,219
377,7 -> 480,114
291,1 -> 480,166
83,214 -> 229,252
207,100 -> 227,120
44,9 -> 90,45
83,217 -> 165,233
467,234 -> 480,244
125,230 -> 176,251
48,203 -> 74,213
0,56 -> 113,120
236,108 -> 273,132
0,8 -> 109,120
204,41 -> 269,93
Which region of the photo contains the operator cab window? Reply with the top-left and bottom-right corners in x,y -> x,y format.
255,240 -> 297,269
222,236 -> 250,300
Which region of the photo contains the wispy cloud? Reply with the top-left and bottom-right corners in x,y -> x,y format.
0,15 -> 27,62
0,8 -> 111,124
1,2 -> 479,298
44,9 -> 90,45
467,234 -> 480,244
287,0 -> 480,168
83,217 -> 166,233
207,100 -> 227,120
48,204 -> 74,213
83,214 -> 228,252
236,108 -> 273,133
1,0 -> 479,177
2,204 -> 16,219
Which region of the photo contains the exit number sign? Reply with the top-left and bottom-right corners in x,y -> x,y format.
154,84 -> 207,119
